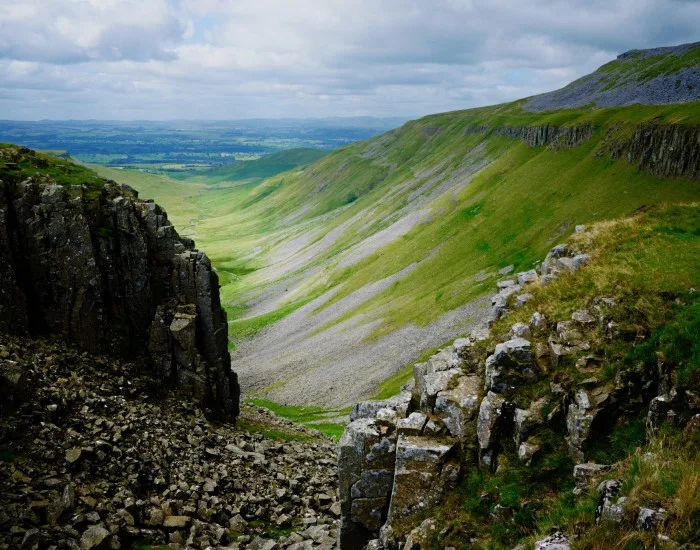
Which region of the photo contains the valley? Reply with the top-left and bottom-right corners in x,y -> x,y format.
2,32 -> 700,550
100,100 -> 700,410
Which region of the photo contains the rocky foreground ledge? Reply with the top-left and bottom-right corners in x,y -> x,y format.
0,145 -> 238,421
0,335 -> 339,549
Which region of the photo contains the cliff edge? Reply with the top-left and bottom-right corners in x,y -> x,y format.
0,145 -> 239,422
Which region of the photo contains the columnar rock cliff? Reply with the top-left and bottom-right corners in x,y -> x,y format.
464,122 -> 700,179
0,146 -> 239,422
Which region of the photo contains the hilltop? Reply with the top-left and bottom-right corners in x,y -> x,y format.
526,41 -> 700,111
105,42 -> 700,412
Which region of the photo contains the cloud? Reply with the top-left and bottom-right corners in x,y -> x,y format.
0,0 -> 698,119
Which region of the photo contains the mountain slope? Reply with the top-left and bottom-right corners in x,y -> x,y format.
108,44 -> 700,409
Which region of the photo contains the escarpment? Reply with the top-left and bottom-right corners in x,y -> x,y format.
465,122 -> 700,179
0,145 -> 239,422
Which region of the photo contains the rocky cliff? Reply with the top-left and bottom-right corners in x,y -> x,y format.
465,122 -> 700,179
337,205 -> 700,549
0,145 -> 239,422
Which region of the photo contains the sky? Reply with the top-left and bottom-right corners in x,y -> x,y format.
1,0 -> 699,120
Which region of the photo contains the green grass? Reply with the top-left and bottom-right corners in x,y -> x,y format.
251,398 -> 350,440
236,418 -> 313,443
178,148 -> 328,184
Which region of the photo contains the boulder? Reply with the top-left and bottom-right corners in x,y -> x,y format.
535,531 -> 570,550
434,375 -> 481,438
517,269 -> 539,285
350,393 -> 412,421
542,244 -> 569,275
387,436 -> 459,532
414,360 -> 462,411
80,526 -> 109,550
596,480 -> 625,523
485,338 -> 537,392
573,463 -> 612,495
397,413 -> 428,436
510,323 -> 531,339
637,507 -> 668,531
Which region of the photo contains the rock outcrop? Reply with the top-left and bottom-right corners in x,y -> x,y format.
465,121 -> 700,180
0,146 -> 238,422
337,232 -> 698,549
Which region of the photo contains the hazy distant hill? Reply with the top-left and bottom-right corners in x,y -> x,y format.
175,148 -> 329,185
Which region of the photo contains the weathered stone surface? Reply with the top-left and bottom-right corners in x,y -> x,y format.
535,531 -> 570,550
387,436 -> 459,532
434,375 -> 481,438
402,517 -> 438,550
596,480 -> 625,523
566,388 -> 610,459
0,149 -> 239,422
351,393 -> 412,422
573,463 -> 612,495
637,507 -> 668,531
517,269 -> 539,285
397,412 -> 428,436
477,392 -> 515,468
338,419 -> 396,549
485,338 -> 537,392
510,322 -> 531,339
513,397 -> 547,446
80,525 -> 109,549
414,359 -> 462,411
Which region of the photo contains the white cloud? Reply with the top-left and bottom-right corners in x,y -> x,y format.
0,0 -> 698,119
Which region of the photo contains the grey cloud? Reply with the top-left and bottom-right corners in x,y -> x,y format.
0,0 -> 698,119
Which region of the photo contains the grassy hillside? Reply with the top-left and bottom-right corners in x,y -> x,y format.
98,54 -> 700,406
173,148 -> 328,185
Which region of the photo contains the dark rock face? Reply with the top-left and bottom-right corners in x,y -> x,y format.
465,122 -> 700,180
605,124 -> 700,179
464,124 -> 594,150
0,146 -> 238,422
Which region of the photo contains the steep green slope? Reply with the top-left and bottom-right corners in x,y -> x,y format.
101,49 -> 700,407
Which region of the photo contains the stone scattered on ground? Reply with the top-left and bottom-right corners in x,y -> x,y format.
0,335 -> 338,550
